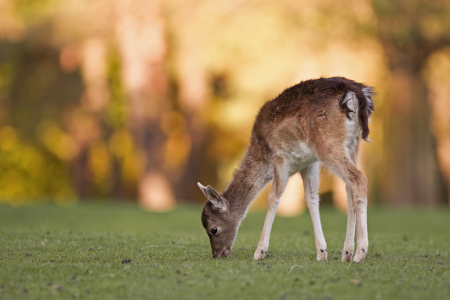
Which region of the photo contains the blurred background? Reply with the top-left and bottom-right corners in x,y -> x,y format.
0,0 -> 449,214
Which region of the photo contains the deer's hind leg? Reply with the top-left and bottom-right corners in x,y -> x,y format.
341,140 -> 360,262
341,184 -> 356,262
317,146 -> 368,263
300,162 -> 327,261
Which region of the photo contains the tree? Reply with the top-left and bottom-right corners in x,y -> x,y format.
372,0 -> 450,205
114,0 -> 175,210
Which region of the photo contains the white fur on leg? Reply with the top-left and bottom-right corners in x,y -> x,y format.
254,156 -> 289,260
307,197 -> 327,261
353,198 -> 368,262
341,186 -> 356,262
253,197 -> 281,260
301,163 -> 327,261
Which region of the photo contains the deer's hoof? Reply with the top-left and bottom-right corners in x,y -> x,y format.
253,248 -> 266,260
341,249 -> 353,262
352,248 -> 367,263
317,248 -> 327,261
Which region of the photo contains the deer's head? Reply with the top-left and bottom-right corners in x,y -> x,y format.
198,182 -> 239,258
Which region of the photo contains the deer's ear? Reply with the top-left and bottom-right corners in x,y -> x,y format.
206,185 -> 228,211
197,182 -> 208,197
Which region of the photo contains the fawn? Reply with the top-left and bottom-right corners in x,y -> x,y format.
198,77 -> 374,262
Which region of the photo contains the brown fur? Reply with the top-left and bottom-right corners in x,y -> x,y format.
199,77 -> 374,262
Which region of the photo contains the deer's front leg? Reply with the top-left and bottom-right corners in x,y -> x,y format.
254,155 -> 289,260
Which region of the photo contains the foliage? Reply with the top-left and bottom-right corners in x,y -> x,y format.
0,0 -> 449,205
0,204 -> 449,299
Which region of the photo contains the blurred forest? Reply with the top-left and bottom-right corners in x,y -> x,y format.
0,0 -> 449,212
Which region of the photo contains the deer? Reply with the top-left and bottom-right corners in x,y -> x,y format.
198,77 -> 374,263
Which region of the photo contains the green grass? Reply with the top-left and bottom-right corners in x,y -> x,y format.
0,204 -> 449,300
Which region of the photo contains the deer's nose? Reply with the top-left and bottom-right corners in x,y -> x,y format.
212,249 -> 224,259
222,248 -> 231,258
212,248 -> 231,258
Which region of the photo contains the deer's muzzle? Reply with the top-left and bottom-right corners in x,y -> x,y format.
212,247 -> 231,258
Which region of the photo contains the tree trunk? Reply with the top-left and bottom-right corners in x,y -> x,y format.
70,38 -> 109,200
175,42 -> 208,201
371,0 -> 449,206
114,0 -> 175,210
384,65 -> 444,205
72,144 -> 90,199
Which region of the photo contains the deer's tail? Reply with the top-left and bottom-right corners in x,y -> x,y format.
339,86 -> 375,141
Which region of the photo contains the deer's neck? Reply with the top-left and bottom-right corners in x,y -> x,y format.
222,150 -> 272,219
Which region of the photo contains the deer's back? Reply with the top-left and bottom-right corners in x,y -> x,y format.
249,77 -> 371,168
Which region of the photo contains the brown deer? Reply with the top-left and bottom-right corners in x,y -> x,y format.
198,77 -> 374,262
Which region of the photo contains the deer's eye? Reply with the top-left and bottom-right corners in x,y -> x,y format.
210,227 -> 218,235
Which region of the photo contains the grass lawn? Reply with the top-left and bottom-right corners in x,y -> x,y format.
0,203 -> 449,300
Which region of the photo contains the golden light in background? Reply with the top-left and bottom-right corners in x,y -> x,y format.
0,125 -> 76,202
122,150 -> 146,187
277,173 -> 306,217
88,141 -> 112,185
425,49 -> 450,205
163,134 -> 191,168
2,0 -> 446,207
38,122 -> 79,161
109,130 -> 134,158
0,126 -> 17,151
161,111 -> 192,170
139,172 -> 175,211
59,45 -> 79,74
80,38 -> 110,112
332,177 -> 348,212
